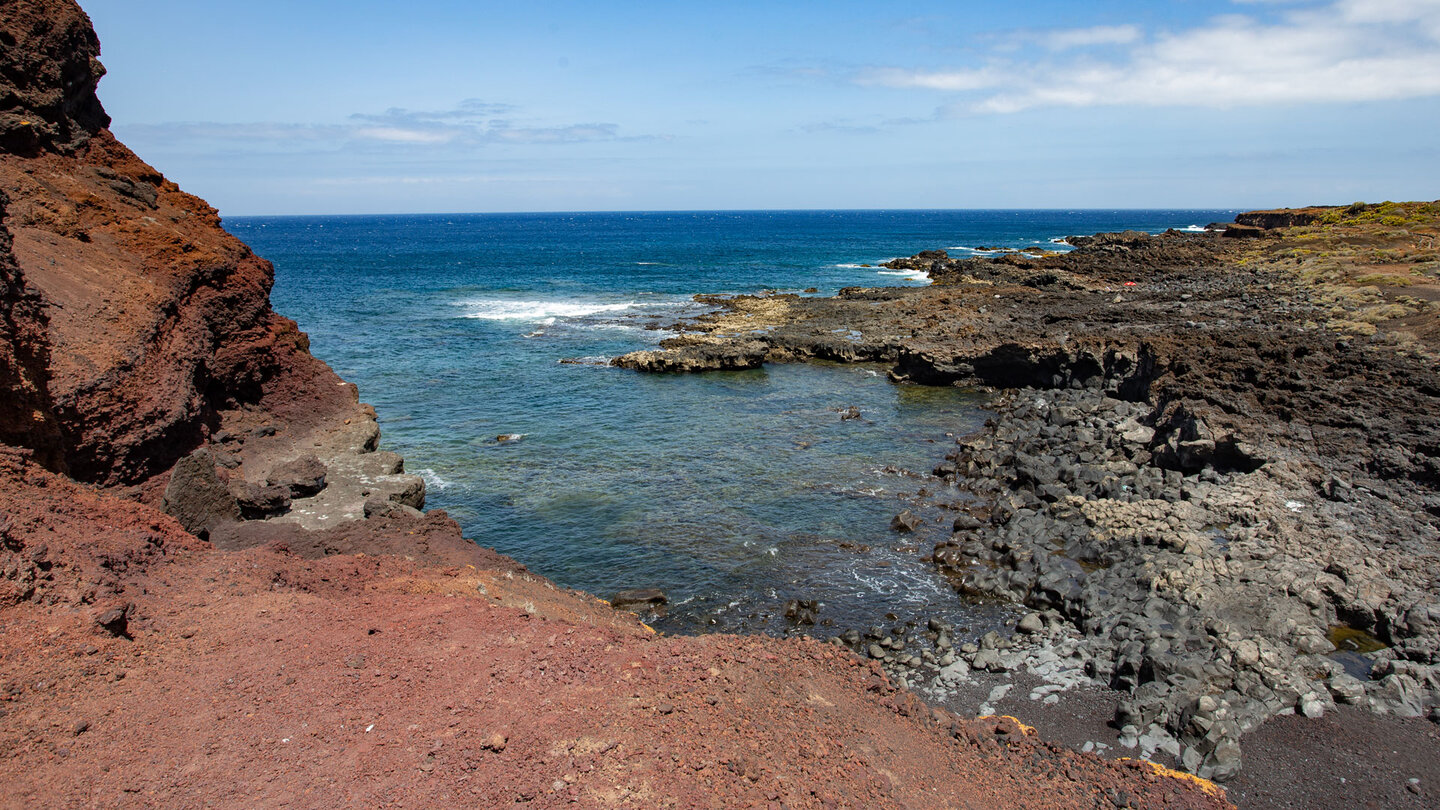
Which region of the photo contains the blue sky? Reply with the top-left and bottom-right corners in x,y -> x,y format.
85,0 -> 1440,215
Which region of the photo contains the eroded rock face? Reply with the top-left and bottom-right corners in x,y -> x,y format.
0,1 -> 355,486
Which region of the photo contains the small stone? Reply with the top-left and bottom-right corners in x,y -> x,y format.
1017,613 -> 1044,634
656,702 -> 674,715
890,510 -> 922,533
485,733 -> 508,752
71,720 -> 89,735
92,604 -> 131,638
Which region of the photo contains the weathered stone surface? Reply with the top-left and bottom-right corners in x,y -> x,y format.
230,480 -> 291,519
161,448 -> 237,539
266,454 -> 327,497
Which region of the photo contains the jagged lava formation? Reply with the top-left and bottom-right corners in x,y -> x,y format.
0,1 -> 1234,807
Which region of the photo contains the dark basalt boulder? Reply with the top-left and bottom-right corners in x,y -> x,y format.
231,481 -> 292,519
1221,224 -> 1266,239
267,454 -> 327,498
891,510 -> 922,533
784,599 -> 819,625
162,448 -> 239,539
1063,230 -> 1155,249
611,588 -> 667,609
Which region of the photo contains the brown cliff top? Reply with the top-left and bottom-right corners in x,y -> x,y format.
0,0 -> 110,155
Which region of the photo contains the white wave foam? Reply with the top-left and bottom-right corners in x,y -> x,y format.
414,468 -> 452,491
877,269 -> 931,283
455,299 -> 641,323
1178,225 -> 1207,232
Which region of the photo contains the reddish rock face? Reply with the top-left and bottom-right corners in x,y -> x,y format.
0,1 -> 354,486
0,0 -> 110,156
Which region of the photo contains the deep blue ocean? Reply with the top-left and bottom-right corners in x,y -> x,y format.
227,209 -> 1236,637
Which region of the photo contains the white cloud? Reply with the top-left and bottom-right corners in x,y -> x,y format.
353,127 -> 455,144
857,0 -> 1440,112
1042,24 -> 1141,51
120,100 -> 642,152
856,67 -> 1000,92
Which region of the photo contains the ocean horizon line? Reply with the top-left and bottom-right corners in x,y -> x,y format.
224,206 -> 1252,221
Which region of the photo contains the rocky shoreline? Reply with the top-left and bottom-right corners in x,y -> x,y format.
615,209 -> 1440,787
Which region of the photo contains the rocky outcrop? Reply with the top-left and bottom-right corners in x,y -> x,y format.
624,211 -> 1440,783
613,337 -> 769,372
1234,208 -> 1326,229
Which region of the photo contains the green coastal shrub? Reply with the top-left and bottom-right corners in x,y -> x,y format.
1355,273 -> 1412,286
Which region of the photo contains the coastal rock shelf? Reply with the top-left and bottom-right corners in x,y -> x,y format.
617,212 -> 1440,782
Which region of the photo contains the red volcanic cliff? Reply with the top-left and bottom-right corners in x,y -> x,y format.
0,2 -> 1232,807
0,0 -> 352,486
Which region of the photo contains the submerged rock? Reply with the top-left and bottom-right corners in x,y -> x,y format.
891,510 -> 922,533
611,588 -> 667,609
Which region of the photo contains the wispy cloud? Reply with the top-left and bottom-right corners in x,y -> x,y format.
855,0 -> 1440,113
122,99 -> 650,152
1041,24 -> 1142,51
857,67 -> 999,92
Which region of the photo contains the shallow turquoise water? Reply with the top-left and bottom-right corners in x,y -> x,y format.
227,209 -> 1234,636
